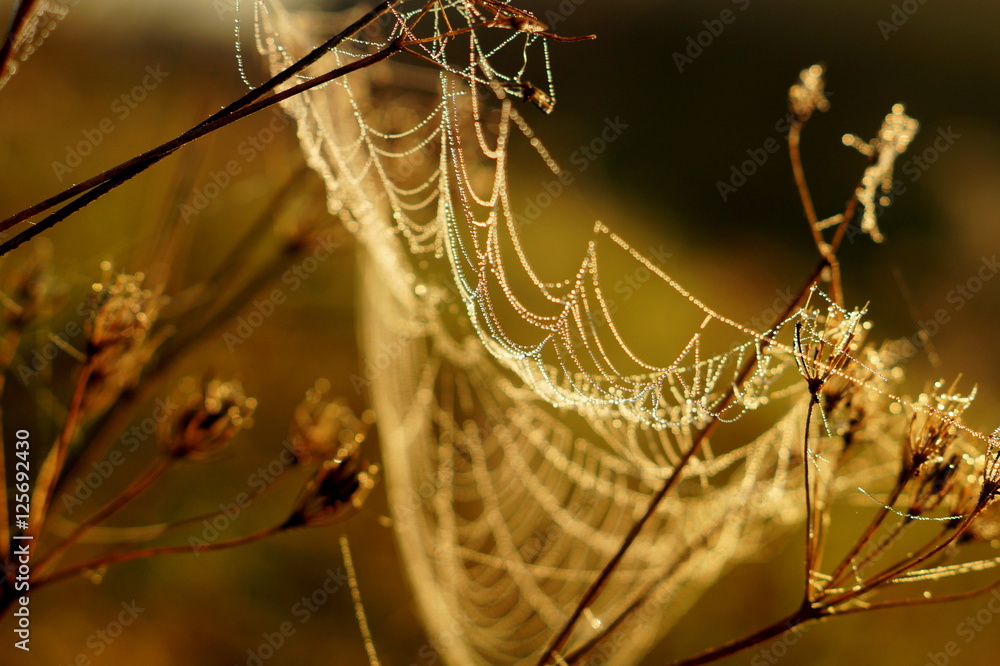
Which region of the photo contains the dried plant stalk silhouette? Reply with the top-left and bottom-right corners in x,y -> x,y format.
2,1 -> 1000,665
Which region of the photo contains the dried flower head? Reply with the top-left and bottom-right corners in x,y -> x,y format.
504,80 -> 554,114
980,428 -> 1000,507
793,296 -> 864,399
789,64 -> 830,120
843,103 -> 920,242
902,381 -> 975,479
159,378 -> 257,460
82,263 -> 166,416
284,445 -> 379,528
290,378 -> 374,465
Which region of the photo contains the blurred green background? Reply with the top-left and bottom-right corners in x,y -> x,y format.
2,0 -> 1000,664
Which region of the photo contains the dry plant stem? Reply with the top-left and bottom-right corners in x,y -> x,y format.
667,608 -> 820,666
34,456 -> 173,577
538,260 -> 829,665
26,363 -> 93,539
0,0 -> 40,82
0,43 -> 401,257
669,578 -> 1000,666
802,396 -> 820,600
550,161 -> 865,663
28,523 -> 286,596
816,506 -> 985,611
789,119 -> 842,305
824,473 -> 910,588
563,518 -> 731,665
51,172 -> 310,496
0,0 -> 402,234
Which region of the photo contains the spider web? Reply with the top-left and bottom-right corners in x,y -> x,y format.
250,2 -> 912,662
0,0 -> 77,91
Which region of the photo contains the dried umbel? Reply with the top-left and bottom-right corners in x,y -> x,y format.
902,381 -> 975,478
159,378 -> 257,460
290,378 -> 374,465
789,63 -> 830,121
82,264 -> 165,416
284,446 -> 379,528
843,103 -> 920,242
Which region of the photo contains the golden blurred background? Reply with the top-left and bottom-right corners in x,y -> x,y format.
2,1 -> 1000,664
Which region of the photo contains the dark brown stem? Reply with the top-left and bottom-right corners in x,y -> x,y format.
666,607 -> 820,666
537,262 -> 829,665
0,0 -> 403,237
825,472 -> 911,589
34,456 -> 173,577
790,119 -> 842,305
0,44 -> 400,257
802,396 -> 819,601
26,362 -> 93,539
33,523 -> 285,593
817,503 -> 986,611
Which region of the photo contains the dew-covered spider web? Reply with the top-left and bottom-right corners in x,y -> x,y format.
248,2 -> 984,663
0,0 -> 78,91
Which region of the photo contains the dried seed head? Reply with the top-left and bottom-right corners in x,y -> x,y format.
290,378 -> 374,465
908,454 -> 962,519
789,64 -> 830,120
843,103 -> 919,242
86,267 -> 158,353
159,378 -> 257,461
82,264 -> 166,417
504,80 -> 554,114
479,2 -> 549,33
980,428 -> 1000,507
793,296 -> 864,400
903,381 -> 975,478
284,446 -> 379,528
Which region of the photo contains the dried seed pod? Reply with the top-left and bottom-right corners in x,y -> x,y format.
159,378 -> 257,461
284,447 -> 379,528
290,379 -> 374,465
82,264 -> 166,417
789,63 -> 830,121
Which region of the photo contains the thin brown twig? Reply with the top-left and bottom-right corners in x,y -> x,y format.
26,362 -> 93,539
34,456 -> 173,577
537,260 -> 829,665
0,0 -> 405,237
31,523 -> 286,593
